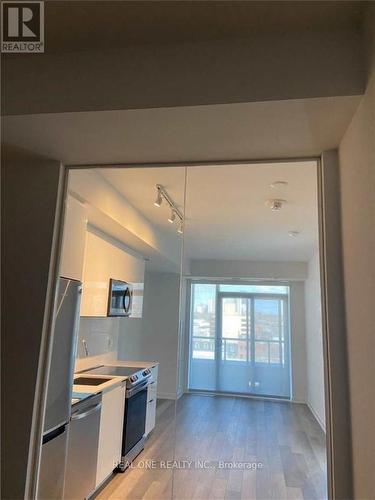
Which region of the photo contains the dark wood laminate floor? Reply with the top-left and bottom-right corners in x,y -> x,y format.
98,395 -> 327,500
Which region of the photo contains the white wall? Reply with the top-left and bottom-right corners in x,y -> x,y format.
289,282 -> 308,403
118,270 -> 181,399
338,6 -> 375,496
189,260 -> 307,281
304,251 -> 325,429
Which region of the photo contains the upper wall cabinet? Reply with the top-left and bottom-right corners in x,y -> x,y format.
60,195 -> 87,282
81,229 -> 145,318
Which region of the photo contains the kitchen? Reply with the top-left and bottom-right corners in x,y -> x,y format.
38,167 -> 184,499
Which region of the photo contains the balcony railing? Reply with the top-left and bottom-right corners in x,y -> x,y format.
192,336 -> 285,364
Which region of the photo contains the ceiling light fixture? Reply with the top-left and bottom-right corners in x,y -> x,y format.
270,181 -> 289,189
265,198 -> 287,211
154,184 -> 184,233
168,210 -> 176,224
154,188 -> 163,207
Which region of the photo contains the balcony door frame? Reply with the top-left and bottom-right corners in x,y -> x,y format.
217,291 -> 290,398
218,290 -> 289,359
187,284 -> 291,398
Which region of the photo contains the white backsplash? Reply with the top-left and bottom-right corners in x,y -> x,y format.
75,351 -> 116,372
75,317 -> 120,372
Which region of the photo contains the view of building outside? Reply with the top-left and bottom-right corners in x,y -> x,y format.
191,284 -> 216,359
191,283 -> 288,364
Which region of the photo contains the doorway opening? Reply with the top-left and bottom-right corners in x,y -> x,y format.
35,158 -> 334,500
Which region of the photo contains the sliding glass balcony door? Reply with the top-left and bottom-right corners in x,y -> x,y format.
188,284 -> 291,398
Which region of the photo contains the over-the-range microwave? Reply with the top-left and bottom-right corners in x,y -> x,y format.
107,279 -> 133,317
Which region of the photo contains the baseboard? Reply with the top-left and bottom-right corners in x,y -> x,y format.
157,391 -> 184,400
291,398 -> 308,404
307,402 -> 326,433
186,389 -> 291,403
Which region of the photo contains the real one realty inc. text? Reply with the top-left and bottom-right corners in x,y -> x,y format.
120,460 -> 264,470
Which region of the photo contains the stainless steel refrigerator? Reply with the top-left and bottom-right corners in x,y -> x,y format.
38,277 -> 82,499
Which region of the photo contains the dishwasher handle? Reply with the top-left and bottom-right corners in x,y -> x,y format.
71,403 -> 102,421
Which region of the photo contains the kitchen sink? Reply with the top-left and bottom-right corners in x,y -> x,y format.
74,376 -> 113,386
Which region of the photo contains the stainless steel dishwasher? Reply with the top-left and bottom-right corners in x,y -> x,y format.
64,393 -> 102,499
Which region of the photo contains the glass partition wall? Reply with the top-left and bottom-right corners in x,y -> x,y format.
60,161 -> 326,499
62,166 -> 187,500
172,161 -> 327,500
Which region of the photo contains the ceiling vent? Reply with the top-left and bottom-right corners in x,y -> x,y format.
265,198 -> 286,211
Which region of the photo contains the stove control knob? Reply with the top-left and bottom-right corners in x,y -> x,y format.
130,375 -> 138,383
142,369 -> 149,376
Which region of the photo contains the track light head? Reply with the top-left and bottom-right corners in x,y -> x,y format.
154,189 -> 162,207
177,221 -> 184,234
168,210 -> 176,224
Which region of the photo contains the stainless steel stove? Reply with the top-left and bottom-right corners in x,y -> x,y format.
83,365 -> 152,470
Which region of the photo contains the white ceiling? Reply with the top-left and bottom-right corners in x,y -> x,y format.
101,160 -> 319,263
2,96 -> 360,165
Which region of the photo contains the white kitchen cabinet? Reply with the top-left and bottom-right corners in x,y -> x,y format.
96,384 -> 126,488
81,229 -> 145,317
145,365 -> 158,436
60,195 -> 87,282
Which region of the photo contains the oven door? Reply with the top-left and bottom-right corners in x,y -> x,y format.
122,382 -> 148,455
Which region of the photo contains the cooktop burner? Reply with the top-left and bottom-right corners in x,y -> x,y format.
87,366 -> 140,377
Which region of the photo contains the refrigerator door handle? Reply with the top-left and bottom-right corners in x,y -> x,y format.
71,403 -> 102,421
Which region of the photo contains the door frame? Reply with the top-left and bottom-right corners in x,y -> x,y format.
27,153 -> 351,500
218,291 -> 290,394
196,289 -> 291,397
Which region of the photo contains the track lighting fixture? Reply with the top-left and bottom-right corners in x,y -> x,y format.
154,184 -> 184,233
168,210 -> 176,224
270,181 -> 288,189
154,189 -> 163,207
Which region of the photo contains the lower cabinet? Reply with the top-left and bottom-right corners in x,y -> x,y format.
145,365 -> 158,436
96,384 -> 126,487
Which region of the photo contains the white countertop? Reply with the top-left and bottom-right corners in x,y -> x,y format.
73,360 -> 158,394
107,360 -> 159,369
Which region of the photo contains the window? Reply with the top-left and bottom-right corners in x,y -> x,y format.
191,284 -> 216,360
189,283 -> 291,397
